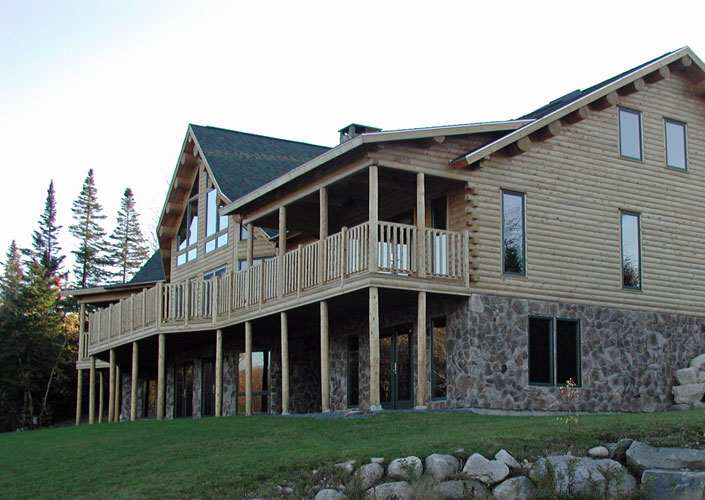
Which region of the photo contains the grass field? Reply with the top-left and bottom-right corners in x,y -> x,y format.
2,410 -> 705,499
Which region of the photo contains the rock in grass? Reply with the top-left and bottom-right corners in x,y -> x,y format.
387,456 -> 423,481
672,383 -> 705,404
425,454 -> 460,481
641,469 -> 705,500
491,476 -> 537,500
334,460 -> 356,477
626,441 -> 705,476
433,480 -> 492,500
588,446 -> 609,458
365,481 -> 414,500
676,367 -> 699,385
494,449 -> 521,471
315,489 -> 346,500
610,438 -> 633,463
462,453 -> 509,485
355,463 -> 384,490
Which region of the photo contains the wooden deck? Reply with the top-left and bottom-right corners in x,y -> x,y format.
83,221 -> 470,356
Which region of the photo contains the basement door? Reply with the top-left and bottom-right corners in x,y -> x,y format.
380,324 -> 412,409
174,362 -> 194,418
201,357 -> 215,417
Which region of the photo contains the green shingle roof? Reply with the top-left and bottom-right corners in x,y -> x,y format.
190,125 -> 330,202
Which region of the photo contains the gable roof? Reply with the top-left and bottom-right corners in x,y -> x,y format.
450,47 -> 705,168
129,250 -> 165,284
189,125 -> 330,203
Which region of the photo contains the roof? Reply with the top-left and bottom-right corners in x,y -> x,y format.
128,250 -> 165,284
190,125 -> 330,202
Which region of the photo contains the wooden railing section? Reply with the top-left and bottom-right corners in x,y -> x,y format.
87,222 -> 469,349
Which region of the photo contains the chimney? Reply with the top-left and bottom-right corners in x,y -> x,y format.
338,123 -> 382,144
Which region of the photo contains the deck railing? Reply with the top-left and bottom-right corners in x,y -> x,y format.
87,221 -> 469,349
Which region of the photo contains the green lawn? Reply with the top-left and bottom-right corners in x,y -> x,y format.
2,410 -> 705,500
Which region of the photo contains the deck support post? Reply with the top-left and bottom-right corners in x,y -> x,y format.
98,371 -> 104,423
130,342 -> 138,421
215,329 -> 223,417
114,365 -> 121,422
369,166 -> 379,273
281,312 -> 290,415
416,172 -> 426,278
278,207 -> 286,298
319,187 -> 328,284
157,333 -> 166,420
75,369 -> 83,426
88,357 -> 95,424
108,349 -> 116,423
245,321 -> 253,416
320,300 -> 330,412
415,291 -> 427,410
369,286 -> 381,411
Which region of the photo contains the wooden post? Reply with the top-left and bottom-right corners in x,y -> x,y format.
319,187 -> 328,284
281,312 -> 289,415
245,321 -> 253,416
78,303 -> 86,361
75,369 -> 83,425
278,206 -> 286,299
416,173 -> 426,278
114,365 -> 121,422
369,166 -> 379,273
88,357 -> 95,424
463,229 -> 471,289
369,286 -> 381,411
156,282 -> 163,330
98,371 -> 104,423
108,349 -> 116,423
341,226 -> 348,285
130,342 -> 138,421
157,333 -> 166,420
130,293 -> 135,331
212,279 -> 219,325
415,291 -> 427,410
142,288 -> 147,330
320,300 -> 330,412
246,223 -> 254,267
215,329 -> 223,417
296,244 -> 303,297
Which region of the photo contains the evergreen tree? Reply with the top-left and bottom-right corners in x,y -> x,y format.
0,241 -> 23,308
30,181 -> 65,280
69,169 -> 108,288
109,188 -> 150,283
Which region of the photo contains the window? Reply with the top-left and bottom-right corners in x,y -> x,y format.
205,189 -> 229,253
238,258 -> 264,271
239,224 -> 248,241
235,351 -> 270,414
347,336 -> 359,407
502,190 -> 525,275
665,119 -> 687,170
619,108 -> 642,160
203,267 -> 226,280
528,316 -> 580,386
176,173 -> 199,266
430,317 -> 447,399
621,211 -> 641,289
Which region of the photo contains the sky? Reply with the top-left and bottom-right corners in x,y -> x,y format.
1,0 -> 703,281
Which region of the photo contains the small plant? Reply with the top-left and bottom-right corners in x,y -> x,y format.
557,378 -> 579,432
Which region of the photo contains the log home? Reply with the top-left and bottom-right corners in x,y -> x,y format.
70,47 -> 705,423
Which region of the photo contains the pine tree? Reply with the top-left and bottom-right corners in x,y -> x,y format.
69,169 -> 108,288
109,188 -> 150,283
0,241 -> 23,308
30,181 -> 65,280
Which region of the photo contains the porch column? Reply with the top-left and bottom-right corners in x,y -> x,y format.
281,312 -> 290,415
215,329 -> 223,417
130,342 -> 138,421
416,173 -> 426,278
98,371 -> 104,423
415,291 -> 427,410
278,207 -> 286,298
114,365 -> 121,422
108,349 -> 115,423
246,223 -> 254,267
369,166 -> 378,273
75,369 -> 83,425
319,187 -> 328,283
245,321 -> 253,416
320,300 -> 330,412
369,286 -> 381,411
88,357 -> 95,424
157,333 -> 166,420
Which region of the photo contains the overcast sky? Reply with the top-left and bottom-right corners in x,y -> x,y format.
1,0 -> 703,280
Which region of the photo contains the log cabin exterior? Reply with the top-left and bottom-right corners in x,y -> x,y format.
71,47 -> 705,423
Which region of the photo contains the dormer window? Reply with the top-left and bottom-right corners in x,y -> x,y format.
205,188 -> 229,253
176,173 -> 199,266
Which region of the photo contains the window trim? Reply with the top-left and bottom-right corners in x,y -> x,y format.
528,316 -> 581,388
620,210 -> 642,291
205,188 -> 229,254
619,107 -> 643,161
664,118 -> 688,171
430,316 -> 447,401
501,190 -> 526,277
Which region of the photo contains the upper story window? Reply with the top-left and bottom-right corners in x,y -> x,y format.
665,119 -> 687,170
619,108 -> 642,161
621,211 -> 641,290
239,224 -> 249,241
205,188 -> 229,253
176,173 -> 199,267
502,190 -> 525,276
204,267 -> 226,280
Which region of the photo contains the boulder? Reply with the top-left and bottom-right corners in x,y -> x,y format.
699,371 -> 705,384
334,460 -> 356,477
491,476 -> 537,500
676,367 -> 700,385
610,438 -> 634,463
672,383 -> 705,404
462,453 -> 510,485
690,353 -> 705,370
529,456 -> 635,500
588,446 -> 610,458
641,469 -> 705,500
626,441 -> 705,476
365,481 -> 414,500
424,454 -> 460,481
370,457 -> 385,464
671,403 -> 693,411
432,480 -> 492,500
388,456 -> 423,482
355,463 -> 384,490
315,489 -> 346,500
494,449 -> 521,471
